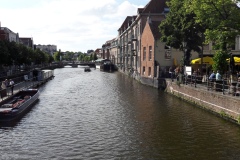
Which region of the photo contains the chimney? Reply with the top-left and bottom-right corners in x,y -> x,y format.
147,15 -> 152,24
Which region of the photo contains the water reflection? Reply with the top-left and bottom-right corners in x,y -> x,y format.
0,68 -> 240,159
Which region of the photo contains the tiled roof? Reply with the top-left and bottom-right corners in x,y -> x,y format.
141,0 -> 168,13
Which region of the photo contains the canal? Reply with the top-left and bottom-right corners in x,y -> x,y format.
1,67 -> 240,160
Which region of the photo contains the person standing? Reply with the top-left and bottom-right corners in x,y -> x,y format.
1,80 -> 7,98
1,81 -> 6,90
216,70 -> 221,81
9,79 -> 14,95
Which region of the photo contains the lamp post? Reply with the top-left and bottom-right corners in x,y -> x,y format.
201,32 -> 204,76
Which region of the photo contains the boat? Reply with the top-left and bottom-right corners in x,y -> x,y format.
95,59 -> 116,72
0,89 -> 40,121
84,67 -> 91,72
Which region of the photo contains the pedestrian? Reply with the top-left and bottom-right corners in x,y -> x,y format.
216,70 -> 221,81
4,79 -> 9,88
1,81 -> 6,90
197,68 -> 201,76
169,66 -> 174,79
237,71 -> 240,78
209,71 -> 215,81
9,79 -> 14,95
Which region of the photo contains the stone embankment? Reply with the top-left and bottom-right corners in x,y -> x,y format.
165,79 -> 240,124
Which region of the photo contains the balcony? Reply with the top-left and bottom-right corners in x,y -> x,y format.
130,35 -> 136,41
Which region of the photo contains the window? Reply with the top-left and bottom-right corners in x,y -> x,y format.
148,67 -> 151,77
143,66 -> 145,75
149,46 -> 152,61
143,47 -> 146,61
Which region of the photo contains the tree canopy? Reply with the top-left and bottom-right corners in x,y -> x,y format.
160,0 -> 240,73
0,40 -> 53,67
187,0 -> 240,50
159,0 -> 205,66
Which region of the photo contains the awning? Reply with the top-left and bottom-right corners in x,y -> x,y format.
191,56 -> 214,65
226,57 -> 240,65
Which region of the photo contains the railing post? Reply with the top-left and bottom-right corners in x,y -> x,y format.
195,75 -> 197,88
190,75 -> 192,86
222,80 -> 225,95
185,74 -> 188,85
207,79 -> 209,91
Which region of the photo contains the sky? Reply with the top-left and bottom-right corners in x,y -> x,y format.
0,0 -> 150,53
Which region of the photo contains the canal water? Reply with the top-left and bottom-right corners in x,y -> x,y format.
1,67 -> 240,160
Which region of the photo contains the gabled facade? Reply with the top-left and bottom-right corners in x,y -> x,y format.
109,37 -> 118,65
117,0 -> 169,79
95,48 -> 102,58
102,41 -> 111,60
0,27 -> 19,42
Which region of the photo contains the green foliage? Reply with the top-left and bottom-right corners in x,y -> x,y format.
220,110 -> 227,117
237,115 -> 240,124
0,40 -> 9,65
188,0 -> 240,50
53,50 -> 61,62
159,0 -> 205,66
212,50 -> 229,74
0,40 -> 53,66
93,52 -> 98,60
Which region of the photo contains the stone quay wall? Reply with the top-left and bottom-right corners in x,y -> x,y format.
165,79 -> 240,123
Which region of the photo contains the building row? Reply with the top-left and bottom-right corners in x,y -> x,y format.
95,0 -> 240,88
0,23 -> 57,56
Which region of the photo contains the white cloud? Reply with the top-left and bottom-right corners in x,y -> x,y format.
0,0 -> 144,52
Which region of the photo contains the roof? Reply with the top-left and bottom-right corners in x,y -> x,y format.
141,0 -> 168,14
118,16 -> 137,31
149,20 -> 162,40
95,58 -> 110,62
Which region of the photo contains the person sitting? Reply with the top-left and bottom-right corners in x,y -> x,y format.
215,70 -> 221,81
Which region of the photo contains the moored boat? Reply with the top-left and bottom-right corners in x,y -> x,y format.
0,89 -> 40,121
95,59 -> 116,72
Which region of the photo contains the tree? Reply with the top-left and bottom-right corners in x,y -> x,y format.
0,40 -> 9,66
93,52 -> 98,60
159,0 -> 205,66
53,49 -> 62,62
188,0 -> 240,50
79,53 -> 85,62
212,50 -> 229,74
188,0 -> 240,73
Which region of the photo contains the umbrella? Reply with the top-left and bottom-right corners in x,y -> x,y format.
226,57 -> 240,65
191,56 -> 214,65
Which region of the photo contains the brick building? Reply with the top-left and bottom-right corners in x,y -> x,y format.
117,0 -> 168,79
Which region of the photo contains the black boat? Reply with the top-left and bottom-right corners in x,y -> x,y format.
0,89 -> 40,121
84,67 -> 91,72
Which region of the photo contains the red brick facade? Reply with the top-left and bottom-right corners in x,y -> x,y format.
141,22 -> 155,77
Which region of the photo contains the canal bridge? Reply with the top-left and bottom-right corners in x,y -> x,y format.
54,61 -> 96,68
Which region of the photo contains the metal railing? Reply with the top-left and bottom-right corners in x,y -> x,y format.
170,73 -> 240,97
0,76 -> 43,101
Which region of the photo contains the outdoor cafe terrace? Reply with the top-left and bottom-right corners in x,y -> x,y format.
170,56 -> 240,97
